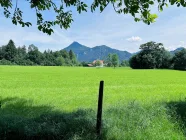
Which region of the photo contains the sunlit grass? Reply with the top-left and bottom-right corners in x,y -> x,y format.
0,66 -> 186,139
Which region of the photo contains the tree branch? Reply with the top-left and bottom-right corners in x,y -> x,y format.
112,2 -> 118,12
14,0 -> 18,16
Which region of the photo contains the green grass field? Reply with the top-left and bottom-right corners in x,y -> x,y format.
1,66 -> 186,139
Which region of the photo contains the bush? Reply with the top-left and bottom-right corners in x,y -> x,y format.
0,59 -> 15,65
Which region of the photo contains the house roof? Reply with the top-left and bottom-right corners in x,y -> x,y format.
93,60 -> 104,64
87,64 -> 93,67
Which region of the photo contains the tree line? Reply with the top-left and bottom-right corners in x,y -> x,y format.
0,40 -> 78,66
2,40 -> 185,70
129,41 -> 186,70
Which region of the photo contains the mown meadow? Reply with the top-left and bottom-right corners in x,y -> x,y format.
0,66 -> 186,139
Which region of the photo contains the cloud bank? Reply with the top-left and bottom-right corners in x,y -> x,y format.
126,36 -> 142,42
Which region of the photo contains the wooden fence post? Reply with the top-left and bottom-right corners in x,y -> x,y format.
96,80 -> 104,136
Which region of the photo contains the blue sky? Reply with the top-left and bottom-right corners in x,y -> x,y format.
0,1 -> 186,52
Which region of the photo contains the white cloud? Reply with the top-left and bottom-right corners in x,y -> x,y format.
126,36 -> 142,42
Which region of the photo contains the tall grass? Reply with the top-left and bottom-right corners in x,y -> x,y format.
0,66 -> 186,139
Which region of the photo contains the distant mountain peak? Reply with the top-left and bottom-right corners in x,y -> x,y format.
63,42 -> 132,62
66,41 -> 89,49
68,41 -> 82,46
71,41 -> 81,45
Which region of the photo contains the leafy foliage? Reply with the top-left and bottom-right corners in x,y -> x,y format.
106,53 -> 113,67
3,40 -> 17,61
80,61 -> 90,67
0,40 -> 79,66
0,59 -> 15,65
120,60 -> 129,67
172,48 -> 186,70
0,0 -> 183,35
129,41 -> 172,69
106,53 -> 119,68
112,53 -> 119,68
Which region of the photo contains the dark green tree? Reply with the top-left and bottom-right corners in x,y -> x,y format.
172,48 -> 186,70
69,50 -> 74,60
140,53 -> 156,69
0,46 -> 5,60
69,49 -> 78,66
4,40 -> 17,62
0,40 -> 79,66
139,41 -> 163,50
27,44 -> 43,65
157,49 -> 172,69
60,50 -> 69,59
129,41 -> 172,69
53,51 -> 61,58
129,55 -> 141,69
14,45 -> 27,65
43,50 -> 56,66
81,61 -> 89,67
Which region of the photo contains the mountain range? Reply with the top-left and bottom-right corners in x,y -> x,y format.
63,42 -> 185,62
64,42 -> 132,62
170,47 -> 185,54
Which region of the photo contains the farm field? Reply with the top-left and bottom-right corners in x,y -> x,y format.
0,66 -> 186,139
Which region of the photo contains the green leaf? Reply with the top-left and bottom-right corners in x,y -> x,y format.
134,18 -> 140,22
149,1 -> 154,5
100,6 -> 103,11
38,25 -> 42,31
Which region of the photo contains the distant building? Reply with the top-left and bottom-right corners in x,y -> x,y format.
87,64 -> 93,67
93,60 -> 104,67
87,60 -> 104,67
